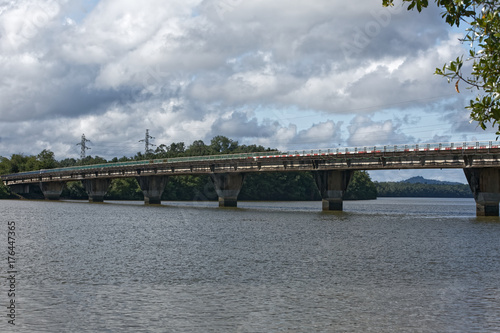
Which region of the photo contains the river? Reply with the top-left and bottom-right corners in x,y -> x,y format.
1,197 -> 499,332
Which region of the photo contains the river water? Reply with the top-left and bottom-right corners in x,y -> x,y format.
1,197 -> 499,332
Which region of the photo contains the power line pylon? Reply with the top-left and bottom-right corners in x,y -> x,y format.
77,134 -> 91,159
139,129 -> 155,155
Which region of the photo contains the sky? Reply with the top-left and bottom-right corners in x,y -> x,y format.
0,0 -> 496,183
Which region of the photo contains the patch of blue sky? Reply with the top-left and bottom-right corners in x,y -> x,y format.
64,0 -> 100,24
369,169 -> 468,184
191,7 -> 200,17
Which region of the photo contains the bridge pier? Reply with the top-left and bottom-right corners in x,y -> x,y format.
314,170 -> 353,211
82,179 -> 111,203
39,182 -> 65,200
136,176 -> 168,204
210,173 -> 245,207
464,168 -> 500,216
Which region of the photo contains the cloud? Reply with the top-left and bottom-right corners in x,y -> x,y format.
211,110 -> 280,138
0,0 -> 493,164
291,120 -> 343,147
0,0 -> 456,121
347,115 -> 413,146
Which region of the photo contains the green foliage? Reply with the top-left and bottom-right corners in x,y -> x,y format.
0,181 -> 14,199
163,175 -> 216,201
240,172 -> 322,201
210,135 -> 239,154
383,0 -> 500,134
375,181 -> 472,197
80,155 -> 107,165
0,157 -> 12,175
106,178 -> 143,200
59,158 -> 78,167
62,181 -> 87,199
186,140 -> 210,156
37,149 -> 58,169
344,171 -> 378,200
8,154 -> 39,173
0,157 -> 13,199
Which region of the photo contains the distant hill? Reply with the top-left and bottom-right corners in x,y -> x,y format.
375,176 -> 472,198
401,176 -> 464,186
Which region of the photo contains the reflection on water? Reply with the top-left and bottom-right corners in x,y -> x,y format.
1,198 -> 499,332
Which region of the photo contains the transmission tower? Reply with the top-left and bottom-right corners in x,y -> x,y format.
139,129 -> 155,155
76,134 -> 91,159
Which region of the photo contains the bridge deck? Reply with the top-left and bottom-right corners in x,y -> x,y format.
2,141 -> 500,186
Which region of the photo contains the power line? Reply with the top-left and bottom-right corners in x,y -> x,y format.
76,134 -> 91,159
139,129 -> 155,155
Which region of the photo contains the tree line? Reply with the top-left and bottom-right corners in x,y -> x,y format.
374,181 -> 472,198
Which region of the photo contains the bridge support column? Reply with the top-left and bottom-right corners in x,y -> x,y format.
39,182 -> 65,200
464,168 -> 500,216
314,170 -> 353,211
82,179 -> 111,203
136,176 -> 168,204
210,173 -> 245,207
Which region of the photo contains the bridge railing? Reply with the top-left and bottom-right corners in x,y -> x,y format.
2,141 -> 499,179
258,141 -> 499,158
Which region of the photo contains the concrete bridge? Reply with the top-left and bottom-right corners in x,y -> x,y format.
3,141 -> 500,216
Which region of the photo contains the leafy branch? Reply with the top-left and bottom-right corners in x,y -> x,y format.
383,0 -> 500,133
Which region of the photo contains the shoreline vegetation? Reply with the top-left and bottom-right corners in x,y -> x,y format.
0,136 -> 472,201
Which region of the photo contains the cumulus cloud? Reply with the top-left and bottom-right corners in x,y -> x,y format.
0,0 -> 493,168
211,111 -> 280,138
347,115 -> 413,147
290,120 -> 343,147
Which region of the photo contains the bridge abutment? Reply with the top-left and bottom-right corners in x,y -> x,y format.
39,182 -> 65,200
464,168 -> 500,216
82,179 -> 111,203
136,176 -> 168,204
210,173 -> 245,207
314,170 -> 353,211
8,184 -> 31,195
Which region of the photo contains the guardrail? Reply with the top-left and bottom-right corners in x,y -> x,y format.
269,141 -> 499,157
3,141 -> 499,179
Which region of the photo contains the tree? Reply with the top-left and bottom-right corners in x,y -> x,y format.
62,181 -> 87,199
80,155 -> 107,165
0,157 -> 12,175
106,178 -> 143,200
9,154 -> 38,173
186,140 -> 210,156
239,172 -> 322,201
59,158 -> 78,167
235,144 -> 269,153
37,149 -> 57,169
383,0 -> 500,133
374,181 -> 473,197
154,144 -> 169,158
169,142 -> 186,156
344,171 -> 378,200
0,157 -> 14,199
0,181 -> 15,199
210,136 -> 238,154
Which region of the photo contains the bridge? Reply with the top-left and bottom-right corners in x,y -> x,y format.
3,141 -> 500,216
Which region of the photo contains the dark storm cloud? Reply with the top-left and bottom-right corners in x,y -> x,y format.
1,83 -> 134,122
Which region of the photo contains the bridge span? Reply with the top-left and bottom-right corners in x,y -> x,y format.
3,141 -> 500,216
